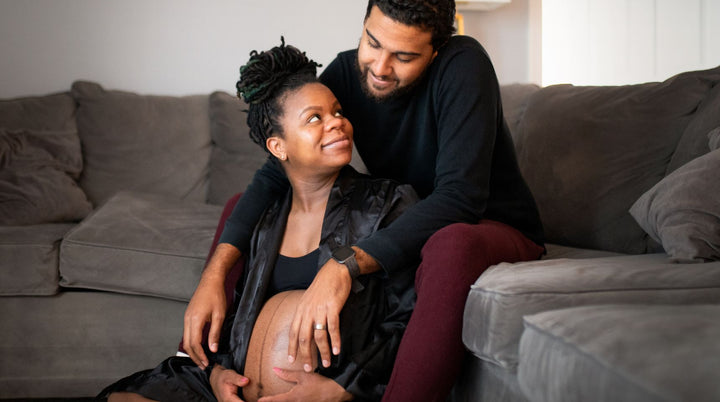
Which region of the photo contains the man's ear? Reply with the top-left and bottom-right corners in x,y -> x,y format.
266,136 -> 286,161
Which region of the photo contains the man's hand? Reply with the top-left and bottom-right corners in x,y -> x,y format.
183,243 -> 241,368
210,365 -> 250,402
287,259 -> 351,371
258,368 -> 353,402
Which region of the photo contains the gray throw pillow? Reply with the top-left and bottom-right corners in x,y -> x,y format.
630,129 -> 720,262
0,129 -> 92,225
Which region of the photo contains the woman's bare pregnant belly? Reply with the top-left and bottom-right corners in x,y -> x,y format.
243,290 -> 318,402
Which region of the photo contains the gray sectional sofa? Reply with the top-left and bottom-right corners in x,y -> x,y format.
1,66 -> 719,400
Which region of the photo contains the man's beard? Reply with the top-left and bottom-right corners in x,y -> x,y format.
356,62 -> 424,103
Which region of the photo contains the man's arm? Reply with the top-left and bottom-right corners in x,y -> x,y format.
183,158 -> 289,368
358,39 -> 501,274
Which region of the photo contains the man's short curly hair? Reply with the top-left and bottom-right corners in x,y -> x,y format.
365,0 -> 456,50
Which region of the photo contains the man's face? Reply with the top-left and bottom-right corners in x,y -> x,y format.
357,5 -> 438,100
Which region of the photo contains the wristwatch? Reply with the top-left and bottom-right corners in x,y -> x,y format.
332,245 -> 360,281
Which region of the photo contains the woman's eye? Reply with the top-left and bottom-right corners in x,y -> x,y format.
335,110 -> 344,117
308,115 -> 320,123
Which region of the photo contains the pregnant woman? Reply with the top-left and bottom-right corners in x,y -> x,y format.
100,39 -> 418,402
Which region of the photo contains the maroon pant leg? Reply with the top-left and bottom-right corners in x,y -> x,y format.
381,220 -> 544,402
178,193 -> 246,354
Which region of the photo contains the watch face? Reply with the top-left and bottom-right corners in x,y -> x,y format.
333,246 -> 355,262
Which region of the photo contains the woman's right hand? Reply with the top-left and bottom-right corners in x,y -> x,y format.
210,365 -> 250,402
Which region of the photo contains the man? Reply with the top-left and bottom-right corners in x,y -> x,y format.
185,1 -> 544,400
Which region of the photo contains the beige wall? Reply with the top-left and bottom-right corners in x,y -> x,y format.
0,0 -> 367,97
462,0 -> 542,85
0,0 -> 540,98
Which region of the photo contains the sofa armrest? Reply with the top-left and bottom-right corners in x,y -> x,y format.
462,253 -> 720,370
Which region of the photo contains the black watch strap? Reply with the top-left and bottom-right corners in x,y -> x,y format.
332,245 -> 364,293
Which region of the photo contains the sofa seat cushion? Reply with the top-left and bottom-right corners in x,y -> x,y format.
518,304 -> 720,402
463,253 -> 720,370
59,191 -> 222,301
0,224 -> 74,296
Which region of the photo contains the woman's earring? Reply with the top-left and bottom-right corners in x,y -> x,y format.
280,154 -> 287,161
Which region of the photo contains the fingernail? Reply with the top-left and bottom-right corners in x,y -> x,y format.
323,359 -> 330,367
333,347 -> 340,355
304,364 -> 312,372
210,343 -> 218,351
288,355 -> 295,363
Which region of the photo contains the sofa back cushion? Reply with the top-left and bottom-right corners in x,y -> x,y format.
514,67 -> 720,253
0,92 -> 76,131
71,81 -> 211,205
668,66 -> 720,173
207,92 -> 268,205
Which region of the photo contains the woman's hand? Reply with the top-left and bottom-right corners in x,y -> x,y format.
286,259 -> 351,372
183,243 -> 241,368
258,368 -> 353,402
210,365 -> 250,402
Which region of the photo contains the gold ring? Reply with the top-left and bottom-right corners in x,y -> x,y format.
314,323 -> 326,331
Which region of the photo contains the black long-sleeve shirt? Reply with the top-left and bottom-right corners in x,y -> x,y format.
220,36 -> 544,274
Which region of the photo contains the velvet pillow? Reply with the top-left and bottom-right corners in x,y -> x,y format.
0,129 -> 93,225
630,128 -> 720,262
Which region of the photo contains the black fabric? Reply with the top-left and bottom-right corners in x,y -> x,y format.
100,167 -> 418,402
270,249 -> 320,295
97,356 -> 214,401
219,36 -> 544,274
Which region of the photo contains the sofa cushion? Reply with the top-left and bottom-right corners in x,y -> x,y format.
630,130 -> 720,262
499,83 -> 540,140
0,224 -> 74,296
462,253 -> 720,370
59,191 -> 222,301
0,291 -> 186,398
0,129 -> 92,225
514,67 -> 719,254
667,66 -> 720,173
0,92 -> 76,131
518,304 -> 720,402
207,91 -> 268,205
71,81 -> 211,205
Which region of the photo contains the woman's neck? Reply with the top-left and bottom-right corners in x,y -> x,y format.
286,169 -> 340,214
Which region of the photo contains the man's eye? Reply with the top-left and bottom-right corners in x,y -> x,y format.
368,39 -> 380,49
396,56 -> 413,64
